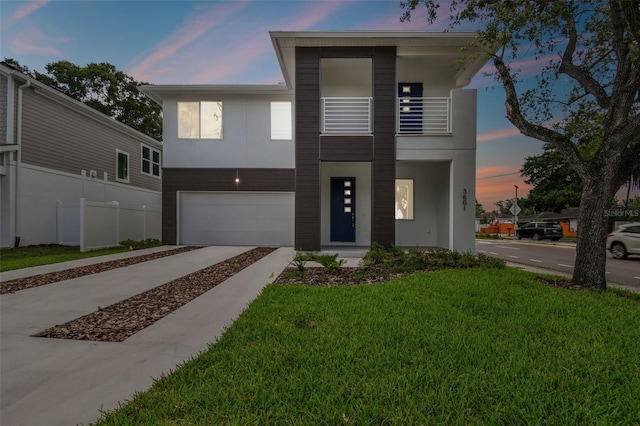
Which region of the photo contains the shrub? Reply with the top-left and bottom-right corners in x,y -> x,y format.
359,246 -> 505,275
119,239 -> 161,250
290,251 -> 345,274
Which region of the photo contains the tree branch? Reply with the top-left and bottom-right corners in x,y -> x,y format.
493,56 -> 587,178
557,0 -> 611,110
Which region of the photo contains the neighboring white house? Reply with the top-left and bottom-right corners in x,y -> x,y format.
140,31 -> 491,253
0,62 -> 163,248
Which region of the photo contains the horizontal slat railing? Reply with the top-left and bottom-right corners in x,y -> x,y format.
397,97 -> 451,134
321,97 -> 372,134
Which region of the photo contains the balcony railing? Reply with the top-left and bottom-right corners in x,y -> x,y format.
321,97 -> 372,134
397,97 -> 452,134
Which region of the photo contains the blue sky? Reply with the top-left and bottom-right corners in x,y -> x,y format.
1,0 -> 569,210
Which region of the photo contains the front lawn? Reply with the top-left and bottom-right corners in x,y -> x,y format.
93,267 -> 640,425
0,245 -> 127,272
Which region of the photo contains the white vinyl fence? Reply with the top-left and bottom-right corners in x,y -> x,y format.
57,198 -> 161,252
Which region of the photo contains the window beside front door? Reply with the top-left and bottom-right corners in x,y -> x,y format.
177,101 -> 223,139
395,179 -> 414,220
116,150 -> 129,183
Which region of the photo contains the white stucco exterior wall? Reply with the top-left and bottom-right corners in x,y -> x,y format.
162,95 -> 295,169
396,89 -> 477,254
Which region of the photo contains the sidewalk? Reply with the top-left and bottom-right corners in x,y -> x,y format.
0,246 -> 294,426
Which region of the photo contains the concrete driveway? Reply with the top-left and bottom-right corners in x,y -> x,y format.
0,246 -> 293,426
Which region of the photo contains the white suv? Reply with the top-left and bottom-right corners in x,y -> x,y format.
607,222 -> 640,259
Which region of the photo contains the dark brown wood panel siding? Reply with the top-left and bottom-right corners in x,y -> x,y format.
294,46 -> 397,248
320,136 -> 373,161
162,168 -> 295,244
295,47 -> 322,250
372,47 -> 397,247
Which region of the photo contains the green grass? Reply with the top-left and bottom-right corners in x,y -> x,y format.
0,245 -> 128,272
93,268 -> 640,425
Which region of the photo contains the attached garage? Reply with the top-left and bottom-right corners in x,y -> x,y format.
179,192 -> 294,246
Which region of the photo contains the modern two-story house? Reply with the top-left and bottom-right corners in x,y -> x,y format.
140,31 -> 490,253
1,62 -> 162,248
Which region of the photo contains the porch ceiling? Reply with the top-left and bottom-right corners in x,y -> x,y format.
270,31 -> 492,89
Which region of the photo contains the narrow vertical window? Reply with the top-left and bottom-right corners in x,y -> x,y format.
201,101 -> 223,139
116,150 -> 129,183
395,179 -> 414,220
271,101 -> 292,140
177,102 -> 199,138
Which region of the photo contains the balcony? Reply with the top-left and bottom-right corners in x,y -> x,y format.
397,97 -> 452,134
321,97 -> 372,134
319,96 -> 452,135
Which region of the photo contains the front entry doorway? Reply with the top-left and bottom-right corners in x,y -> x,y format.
330,177 -> 356,242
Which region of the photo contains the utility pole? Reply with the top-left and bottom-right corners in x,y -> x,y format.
514,185 -> 519,229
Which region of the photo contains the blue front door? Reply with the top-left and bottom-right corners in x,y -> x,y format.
398,82 -> 423,133
330,177 -> 356,242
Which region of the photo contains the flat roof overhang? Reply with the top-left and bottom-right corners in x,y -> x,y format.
270,30 -> 493,89
138,84 -> 293,104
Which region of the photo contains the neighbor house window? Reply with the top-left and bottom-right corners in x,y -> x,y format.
271,101 -> 292,140
178,101 -> 223,139
116,150 -> 129,183
395,179 -> 414,220
141,144 -> 161,177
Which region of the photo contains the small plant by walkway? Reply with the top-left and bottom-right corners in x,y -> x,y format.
93,266 -> 640,425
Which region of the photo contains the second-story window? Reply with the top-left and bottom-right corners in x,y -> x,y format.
270,101 -> 292,140
141,145 -> 161,177
178,101 -> 223,139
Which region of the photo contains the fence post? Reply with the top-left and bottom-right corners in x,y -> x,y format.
79,198 -> 86,252
56,200 -> 62,244
114,201 -> 120,247
142,205 -> 147,240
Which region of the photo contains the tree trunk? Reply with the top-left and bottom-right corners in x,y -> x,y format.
572,177 -> 617,290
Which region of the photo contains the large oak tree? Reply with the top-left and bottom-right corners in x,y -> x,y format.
401,0 -> 640,289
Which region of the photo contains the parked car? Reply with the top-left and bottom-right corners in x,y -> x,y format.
515,222 -> 563,241
607,222 -> 640,259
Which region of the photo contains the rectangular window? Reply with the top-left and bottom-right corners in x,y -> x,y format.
178,101 -> 223,139
395,179 -> 414,220
271,101 -> 292,140
141,144 -> 161,177
116,150 -> 129,183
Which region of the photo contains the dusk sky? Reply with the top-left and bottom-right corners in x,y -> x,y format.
3,0 -> 613,211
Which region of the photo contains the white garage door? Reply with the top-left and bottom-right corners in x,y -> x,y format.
179,192 -> 294,246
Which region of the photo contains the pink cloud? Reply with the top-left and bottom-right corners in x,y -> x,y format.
148,0 -> 352,84
11,38 -> 62,56
11,0 -> 49,21
128,1 -> 249,81
281,0 -> 351,30
476,126 -> 522,143
476,165 -> 533,208
7,23 -> 68,57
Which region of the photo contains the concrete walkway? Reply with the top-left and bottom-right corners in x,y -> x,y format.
0,246 -> 294,426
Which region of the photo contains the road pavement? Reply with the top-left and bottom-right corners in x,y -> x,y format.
477,238 -> 640,291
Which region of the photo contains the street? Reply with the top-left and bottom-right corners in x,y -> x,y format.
476,239 -> 640,287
